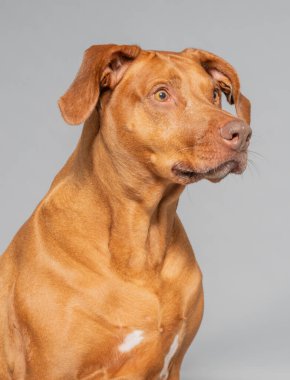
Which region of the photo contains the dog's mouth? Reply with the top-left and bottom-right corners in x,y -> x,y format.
172,160 -> 243,184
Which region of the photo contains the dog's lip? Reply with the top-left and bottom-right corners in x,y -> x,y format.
171,160 -> 239,182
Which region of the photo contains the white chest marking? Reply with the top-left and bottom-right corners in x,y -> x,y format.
160,334 -> 179,379
118,330 -> 144,353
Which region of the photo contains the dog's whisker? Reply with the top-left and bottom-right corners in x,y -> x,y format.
247,158 -> 260,176
248,150 -> 264,159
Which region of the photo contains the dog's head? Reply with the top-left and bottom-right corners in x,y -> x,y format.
59,44 -> 251,184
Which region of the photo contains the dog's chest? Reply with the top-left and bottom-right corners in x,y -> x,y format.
71,264 -> 202,379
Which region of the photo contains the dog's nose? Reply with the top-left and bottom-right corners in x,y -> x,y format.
220,120 -> 252,151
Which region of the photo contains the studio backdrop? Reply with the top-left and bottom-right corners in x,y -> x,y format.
0,1 -> 289,379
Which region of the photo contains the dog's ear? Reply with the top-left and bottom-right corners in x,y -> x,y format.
58,44 -> 141,125
183,48 -> 251,125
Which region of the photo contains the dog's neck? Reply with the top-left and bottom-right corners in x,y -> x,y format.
47,110 -> 184,275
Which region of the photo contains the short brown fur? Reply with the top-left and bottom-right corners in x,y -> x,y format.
0,44 -> 251,379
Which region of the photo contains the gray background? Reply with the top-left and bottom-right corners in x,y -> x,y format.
0,0 -> 289,379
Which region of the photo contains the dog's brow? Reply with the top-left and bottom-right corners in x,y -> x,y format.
168,76 -> 182,88
146,75 -> 182,90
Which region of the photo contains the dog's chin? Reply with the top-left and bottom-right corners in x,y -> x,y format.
171,159 -> 247,185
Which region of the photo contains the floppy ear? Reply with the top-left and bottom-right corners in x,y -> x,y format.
183,48 -> 251,125
58,44 -> 141,125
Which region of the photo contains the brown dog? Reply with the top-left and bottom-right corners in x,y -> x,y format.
0,44 -> 251,379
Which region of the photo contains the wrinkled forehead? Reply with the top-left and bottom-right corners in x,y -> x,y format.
122,50 -> 213,93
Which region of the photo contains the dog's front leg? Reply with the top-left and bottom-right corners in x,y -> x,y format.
166,362 -> 181,380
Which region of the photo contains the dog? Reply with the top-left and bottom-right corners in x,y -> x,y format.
0,44 -> 251,379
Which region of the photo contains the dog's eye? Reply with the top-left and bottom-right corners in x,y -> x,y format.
154,90 -> 170,102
